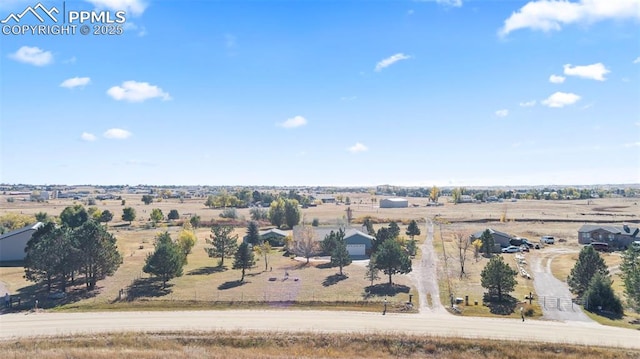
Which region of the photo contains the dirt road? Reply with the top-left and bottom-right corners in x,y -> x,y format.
1,309 -> 638,350
409,219 -> 446,313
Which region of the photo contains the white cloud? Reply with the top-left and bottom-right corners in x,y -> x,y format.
107,81 -> 171,102
437,0 -> 462,7
563,63 -> 610,81
623,142 -> 640,148
278,116 -> 307,128
495,109 -> 509,117
8,46 -> 53,66
519,100 -> 536,107
80,132 -> 97,141
103,128 -> 132,139
375,53 -> 411,72
634,57 -> 640,64
542,92 -> 581,108
549,74 -> 565,84
348,142 -> 368,153
418,0 -> 462,7
407,9 -> 415,15
86,0 -> 148,16
123,22 -> 146,36
63,56 -> 76,64
498,0 -> 640,37
60,77 -> 91,89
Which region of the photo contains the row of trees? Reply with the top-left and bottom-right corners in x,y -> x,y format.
24,207 -> 123,292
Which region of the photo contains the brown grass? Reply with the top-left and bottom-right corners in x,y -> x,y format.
1,331 -> 638,359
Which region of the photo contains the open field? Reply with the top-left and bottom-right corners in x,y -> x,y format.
1,193 -> 638,229
1,330 -> 638,359
1,194 -> 638,323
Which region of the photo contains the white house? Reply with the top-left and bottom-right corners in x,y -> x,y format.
379,197 -> 408,208
0,222 -> 43,262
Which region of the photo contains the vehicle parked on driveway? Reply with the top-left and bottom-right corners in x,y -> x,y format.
541,236 -> 555,244
501,245 -> 520,253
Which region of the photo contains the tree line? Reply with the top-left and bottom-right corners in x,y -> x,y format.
24,204 -> 122,293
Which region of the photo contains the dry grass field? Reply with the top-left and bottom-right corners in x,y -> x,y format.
1,192 -> 638,320
1,331 -> 638,359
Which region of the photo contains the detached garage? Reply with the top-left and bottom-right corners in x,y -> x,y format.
379,198 -> 408,208
344,229 -> 374,257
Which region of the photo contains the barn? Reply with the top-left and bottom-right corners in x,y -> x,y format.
379,197 -> 408,208
0,222 -> 43,262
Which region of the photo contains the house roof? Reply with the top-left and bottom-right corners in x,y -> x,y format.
471,228 -> 513,239
578,224 -> 639,236
259,228 -> 287,237
293,226 -> 375,241
0,222 -> 43,241
382,198 -> 408,202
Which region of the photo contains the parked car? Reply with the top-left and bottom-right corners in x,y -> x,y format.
501,245 -> 520,253
541,236 -> 555,244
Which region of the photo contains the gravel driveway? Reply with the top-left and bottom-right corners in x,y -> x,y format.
530,248 -> 593,322
409,219 -> 446,314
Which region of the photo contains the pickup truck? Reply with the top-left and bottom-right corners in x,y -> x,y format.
541,236 -> 555,244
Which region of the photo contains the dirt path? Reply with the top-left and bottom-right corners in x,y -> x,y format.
1,309 -> 637,350
409,219 -> 447,314
530,248 -> 593,322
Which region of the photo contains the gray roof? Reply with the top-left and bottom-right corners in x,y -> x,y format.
578,224 -> 639,237
0,222 -> 43,241
293,226 -> 375,241
471,228 -> 513,239
259,228 -> 287,237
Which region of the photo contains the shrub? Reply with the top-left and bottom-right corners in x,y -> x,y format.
220,208 -> 238,219
6,197 -> 15,203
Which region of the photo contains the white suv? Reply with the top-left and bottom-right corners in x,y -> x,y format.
541,236 -> 555,244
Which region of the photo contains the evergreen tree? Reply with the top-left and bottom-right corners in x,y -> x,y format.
567,245 -> 609,296
480,255 -> 517,301
73,220 -> 122,290
167,209 -> 180,221
363,217 -> 375,236
388,221 -> 401,239
205,224 -> 238,267
233,242 -> 256,282
620,247 -> 640,311
122,207 -> 136,224
245,221 -> 262,246
373,239 -> 412,285
583,272 -> 623,317
406,220 -> 421,240
143,232 -> 185,288
60,204 -> 88,229
480,229 -> 495,256
330,235 -> 352,276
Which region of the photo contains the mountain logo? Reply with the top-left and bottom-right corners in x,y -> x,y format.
1,3 -> 60,24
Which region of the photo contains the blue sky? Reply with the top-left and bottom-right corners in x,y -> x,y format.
1,0 -> 639,187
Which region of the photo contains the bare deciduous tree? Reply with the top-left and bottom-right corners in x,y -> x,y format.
454,230 -> 472,279
293,225 -> 319,264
